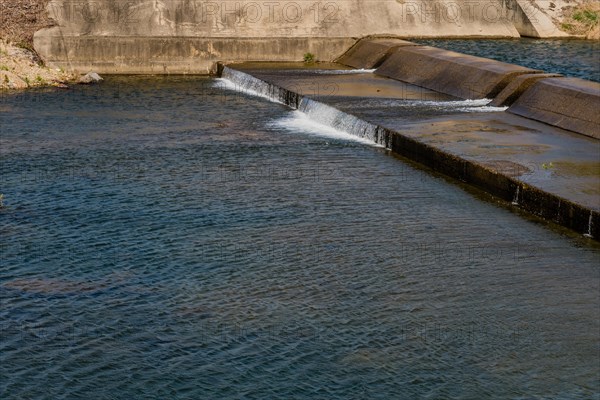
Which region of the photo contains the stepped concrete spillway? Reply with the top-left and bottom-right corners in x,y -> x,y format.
507,78 -> 600,140
33,0 -> 566,74
373,45 -> 542,99
336,38 -> 600,139
218,39 -> 600,239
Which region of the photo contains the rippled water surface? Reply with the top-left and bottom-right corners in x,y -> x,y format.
1,77 -> 599,399
415,38 -> 600,82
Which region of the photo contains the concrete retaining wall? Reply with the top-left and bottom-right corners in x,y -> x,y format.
507,78 -> 600,139
350,37 -> 598,138
507,0 -> 569,38
34,0 -> 524,74
374,46 -> 541,99
32,35 -> 355,74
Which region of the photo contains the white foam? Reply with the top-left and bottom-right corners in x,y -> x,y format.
269,111 -> 383,147
446,99 -> 507,112
457,105 -> 509,112
446,98 -> 493,107
213,77 -> 284,104
433,99 -> 507,112
400,98 -> 508,112
311,69 -> 376,75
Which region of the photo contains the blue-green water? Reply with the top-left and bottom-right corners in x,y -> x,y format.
1,77 -> 599,399
415,38 -> 600,82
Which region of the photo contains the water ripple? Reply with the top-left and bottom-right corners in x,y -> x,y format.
1,76 -> 599,399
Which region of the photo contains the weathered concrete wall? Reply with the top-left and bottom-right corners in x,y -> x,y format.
374,46 -> 541,99
33,35 -> 355,74
507,77 -> 600,139
506,0 -> 569,38
34,0 -> 526,73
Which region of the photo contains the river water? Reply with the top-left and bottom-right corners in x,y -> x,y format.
414,38 -> 600,82
1,72 -> 599,399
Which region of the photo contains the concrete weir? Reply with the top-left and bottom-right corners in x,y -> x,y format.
507,78 -> 600,140
335,39 -> 419,70
361,40 -> 600,139
373,45 -> 542,99
218,50 -> 600,239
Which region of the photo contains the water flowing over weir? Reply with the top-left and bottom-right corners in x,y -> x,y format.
220,67 -> 298,106
221,67 -> 390,148
220,64 -> 600,240
298,100 -> 385,147
220,66 -> 505,147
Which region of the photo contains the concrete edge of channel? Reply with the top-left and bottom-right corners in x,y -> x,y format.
217,62 -> 599,241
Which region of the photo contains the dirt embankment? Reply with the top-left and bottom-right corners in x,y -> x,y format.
0,40 -> 76,89
559,0 -> 600,39
0,0 -> 54,49
0,0 -> 78,89
533,0 -> 600,39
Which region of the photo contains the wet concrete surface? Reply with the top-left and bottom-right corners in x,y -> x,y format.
226,62 -> 456,101
223,62 -> 600,235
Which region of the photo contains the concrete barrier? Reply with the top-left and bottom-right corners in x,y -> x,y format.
507,78 -> 600,139
375,46 -> 542,99
335,38 -> 418,69
491,73 -> 562,107
220,64 -> 600,240
32,35 -> 355,74
34,0 -> 522,74
506,0 -> 569,38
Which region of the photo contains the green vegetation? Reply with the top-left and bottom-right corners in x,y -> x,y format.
573,9 -> 599,24
542,162 -> 554,170
0,65 -> 9,71
561,22 -> 574,31
303,52 -> 315,63
15,41 -> 35,52
561,2 -> 600,38
3,75 -> 8,84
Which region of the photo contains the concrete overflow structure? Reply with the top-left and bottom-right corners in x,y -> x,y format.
215,37 -> 599,238
336,38 -> 600,139
30,3 -> 599,238
219,57 -> 599,239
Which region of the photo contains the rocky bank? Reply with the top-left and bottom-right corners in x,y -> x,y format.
0,40 -> 76,89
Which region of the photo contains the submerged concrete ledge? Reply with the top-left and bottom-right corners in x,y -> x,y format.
219,63 -> 599,240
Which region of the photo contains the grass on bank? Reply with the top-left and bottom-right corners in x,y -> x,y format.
561,1 -> 600,38
304,53 -> 316,63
